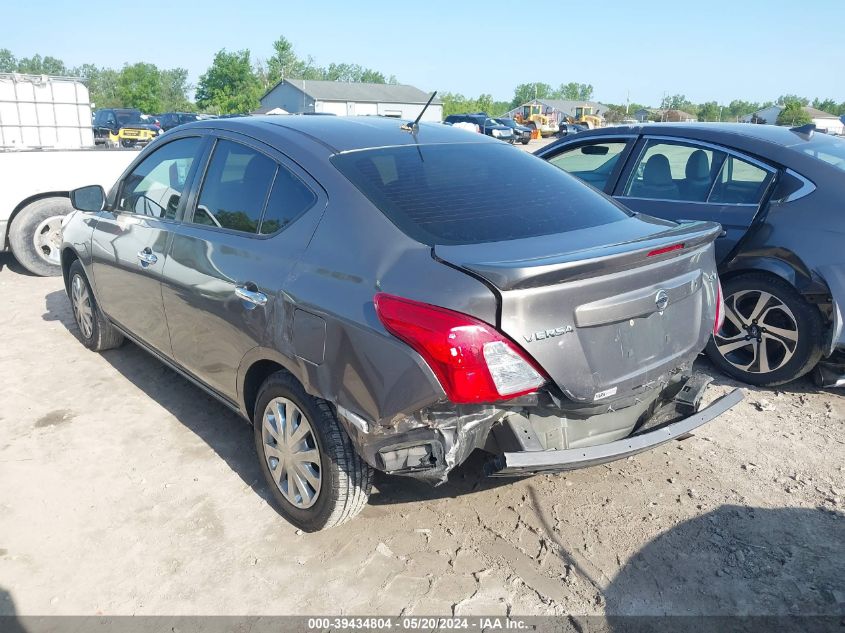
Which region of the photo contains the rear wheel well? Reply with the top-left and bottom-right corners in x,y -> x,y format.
719,267 -> 831,320
242,359 -> 290,422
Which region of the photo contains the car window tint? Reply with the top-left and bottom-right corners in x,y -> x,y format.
117,137 -> 202,218
193,140 -> 276,233
708,155 -> 772,204
259,166 -> 317,234
548,142 -> 627,189
332,143 -> 630,246
624,140 -> 726,202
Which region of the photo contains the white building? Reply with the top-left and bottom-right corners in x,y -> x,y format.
743,105 -> 844,135
259,79 -> 442,121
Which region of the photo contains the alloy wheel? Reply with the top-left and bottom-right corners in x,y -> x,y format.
714,289 -> 799,374
33,215 -> 65,265
261,397 -> 322,509
71,274 -> 94,339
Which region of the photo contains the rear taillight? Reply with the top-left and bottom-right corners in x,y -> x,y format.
374,293 -> 547,404
714,279 -> 725,334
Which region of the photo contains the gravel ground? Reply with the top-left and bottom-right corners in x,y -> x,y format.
0,250 -> 843,618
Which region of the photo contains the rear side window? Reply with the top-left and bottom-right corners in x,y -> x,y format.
332,143 -> 629,245
259,167 -> 318,235
192,140 -> 276,233
624,140 -> 727,202
709,155 -> 772,204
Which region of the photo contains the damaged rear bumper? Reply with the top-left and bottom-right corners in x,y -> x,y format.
485,388 -> 743,476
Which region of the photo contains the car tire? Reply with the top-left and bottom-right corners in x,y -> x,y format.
705,273 -> 824,386
521,138 -> 530,145
253,371 -> 373,532
66,260 -> 125,352
8,197 -> 73,276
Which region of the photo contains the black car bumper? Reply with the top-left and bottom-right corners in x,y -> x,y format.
486,388 -> 743,476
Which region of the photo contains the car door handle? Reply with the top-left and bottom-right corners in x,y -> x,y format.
235,285 -> 268,307
137,248 -> 158,266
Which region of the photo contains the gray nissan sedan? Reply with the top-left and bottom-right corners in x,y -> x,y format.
61,115 -> 740,531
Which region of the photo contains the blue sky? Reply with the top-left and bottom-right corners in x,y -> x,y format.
5,0 -> 844,106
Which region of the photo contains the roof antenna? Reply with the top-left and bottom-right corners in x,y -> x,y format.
402,91 -> 437,132
790,122 -> 815,138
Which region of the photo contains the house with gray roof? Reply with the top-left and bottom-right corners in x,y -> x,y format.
742,105 -> 844,134
259,79 -> 442,121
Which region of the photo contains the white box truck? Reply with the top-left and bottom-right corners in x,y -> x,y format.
0,73 -> 136,275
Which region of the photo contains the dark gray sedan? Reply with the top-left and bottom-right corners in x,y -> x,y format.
536,123 -> 845,388
61,116 -> 738,531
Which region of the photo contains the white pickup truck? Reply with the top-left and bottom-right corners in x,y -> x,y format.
1,73 -> 136,275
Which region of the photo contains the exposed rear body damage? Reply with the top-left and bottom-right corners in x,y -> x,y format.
63,115 -> 741,530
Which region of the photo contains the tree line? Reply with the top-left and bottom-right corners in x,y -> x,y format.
2,46 -> 843,122
0,36 -> 396,115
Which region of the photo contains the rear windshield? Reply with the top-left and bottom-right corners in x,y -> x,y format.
331,143 -> 629,245
795,133 -> 845,172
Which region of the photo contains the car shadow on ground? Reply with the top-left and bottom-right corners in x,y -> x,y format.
0,253 -> 35,276
523,485 -> 844,623
0,586 -> 26,632
42,290 -> 512,511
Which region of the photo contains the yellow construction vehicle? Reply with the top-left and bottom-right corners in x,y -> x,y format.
569,105 -> 604,129
513,103 -> 557,137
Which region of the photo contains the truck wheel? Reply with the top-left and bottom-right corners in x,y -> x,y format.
66,260 -> 125,351
254,371 -> 373,532
8,197 -> 72,276
705,273 -> 824,386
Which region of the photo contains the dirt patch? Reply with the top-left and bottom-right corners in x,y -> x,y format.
0,253 -> 842,616
33,409 -> 76,428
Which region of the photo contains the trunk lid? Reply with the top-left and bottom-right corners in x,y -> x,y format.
435,217 -> 721,403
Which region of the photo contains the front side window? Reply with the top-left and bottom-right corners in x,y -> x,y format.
547,141 -> 628,190
624,140 -> 726,202
117,137 -> 202,218
191,140 -> 276,233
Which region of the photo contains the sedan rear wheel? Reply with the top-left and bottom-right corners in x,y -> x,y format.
705,273 -> 824,386
253,371 -> 373,531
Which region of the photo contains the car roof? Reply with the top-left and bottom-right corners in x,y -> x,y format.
578,122 -> 824,149
179,115 -> 497,153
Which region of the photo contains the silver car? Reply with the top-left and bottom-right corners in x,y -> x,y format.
61,116 -> 740,531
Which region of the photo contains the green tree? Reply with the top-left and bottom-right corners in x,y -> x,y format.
0,48 -> 16,72
117,62 -> 162,113
159,68 -> 192,111
697,101 -> 722,122
196,49 -> 261,114
510,82 -> 553,108
776,103 -> 811,126
556,82 -> 593,101
778,94 -> 809,107
660,93 -> 696,113
812,97 -> 838,114
265,36 -> 301,87
15,54 -> 68,75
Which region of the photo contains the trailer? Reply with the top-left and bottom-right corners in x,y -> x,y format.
0,74 -> 136,276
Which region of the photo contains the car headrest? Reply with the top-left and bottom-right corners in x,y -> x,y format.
685,150 -> 710,180
643,154 -> 673,186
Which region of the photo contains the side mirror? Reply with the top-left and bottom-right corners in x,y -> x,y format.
70,185 -> 106,212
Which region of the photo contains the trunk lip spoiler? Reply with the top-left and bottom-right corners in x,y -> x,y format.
440,221 -> 722,291
487,387 -> 743,476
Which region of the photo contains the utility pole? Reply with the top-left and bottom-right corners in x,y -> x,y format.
626,89 -> 630,115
